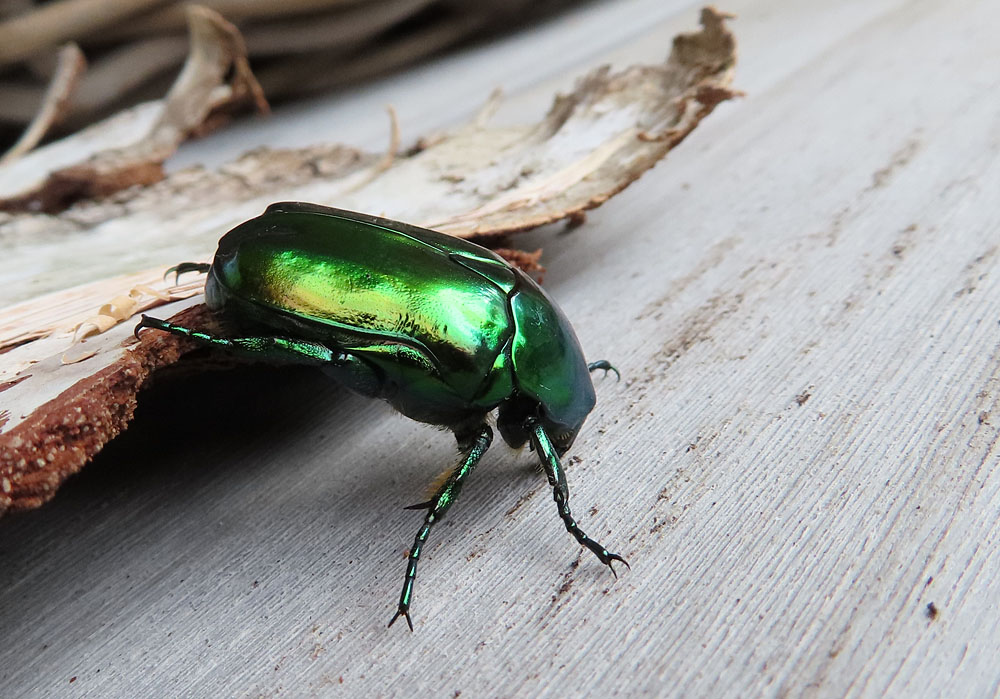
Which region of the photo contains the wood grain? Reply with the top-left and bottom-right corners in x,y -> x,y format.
2,0 -> 999,696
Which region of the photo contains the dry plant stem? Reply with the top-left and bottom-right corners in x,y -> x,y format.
259,12 -> 490,98
0,0 -> 579,129
0,0 -> 33,21
0,83 -> 49,124
71,36 -> 189,114
155,6 -> 267,139
0,0 -> 172,65
243,0 -> 434,57
0,5 -> 267,212
0,43 -> 85,165
95,0 -> 374,43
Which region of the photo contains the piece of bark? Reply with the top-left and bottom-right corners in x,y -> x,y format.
0,8 -> 738,516
1,7 -> 737,305
0,303 -> 206,513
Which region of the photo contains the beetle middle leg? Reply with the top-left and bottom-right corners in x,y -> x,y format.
527,418 -> 628,575
389,424 -> 493,632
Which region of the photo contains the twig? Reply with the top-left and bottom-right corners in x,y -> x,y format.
91,0 -> 374,43
257,12 -> 490,99
1,44 -> 86,165
0,83 -> 47,124
72,36 -> 188,114
0,0 -> 172,65
346,105 -> 400,193
243,0 -> 433,58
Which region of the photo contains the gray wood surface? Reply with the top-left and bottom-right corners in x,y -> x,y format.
4,0 -> 1000,696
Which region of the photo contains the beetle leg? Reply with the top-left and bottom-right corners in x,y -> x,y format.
527,419 -> 629,575
135,315 -> 339,365
163,262 -> 211,284
587,360 -> 621,382
389,424 -> 493,632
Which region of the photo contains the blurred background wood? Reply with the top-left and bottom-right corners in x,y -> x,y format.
3,0 -> 1000,696
0,0 -> 589,144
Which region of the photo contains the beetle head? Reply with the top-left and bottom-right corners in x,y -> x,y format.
497,397 -> 583,456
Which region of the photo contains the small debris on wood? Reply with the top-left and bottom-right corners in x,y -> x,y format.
493,248 -> 545,283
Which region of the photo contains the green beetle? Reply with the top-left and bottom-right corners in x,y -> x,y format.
136,202 -> 627,630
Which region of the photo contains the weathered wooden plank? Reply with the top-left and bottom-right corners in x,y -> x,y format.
2,0 -> 999,697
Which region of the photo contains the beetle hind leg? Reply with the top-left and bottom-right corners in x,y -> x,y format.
389,424 -> 493,631
527,419 -> 629,575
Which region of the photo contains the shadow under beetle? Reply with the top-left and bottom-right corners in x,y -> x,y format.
136,202 -> 627,630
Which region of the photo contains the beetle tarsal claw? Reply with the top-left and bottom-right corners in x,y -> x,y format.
605,553 -> 630,578
133,314 -> 153,339
388,609 -> 414,632
403,499 -> 435,511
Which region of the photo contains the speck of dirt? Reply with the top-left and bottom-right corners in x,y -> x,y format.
505,489 -> 538,517
926,602 -> 938,620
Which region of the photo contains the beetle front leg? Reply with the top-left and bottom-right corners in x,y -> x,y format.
164,262 -> 211,283
527,419 -> 628,575
135,315 -> 340,365
587,360 -> 621,381
389,424 -> 493,632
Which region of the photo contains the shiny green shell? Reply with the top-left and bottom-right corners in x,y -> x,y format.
204,202 -> 596,437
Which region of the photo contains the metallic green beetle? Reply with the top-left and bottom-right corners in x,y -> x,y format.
136,202 -> 627,630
